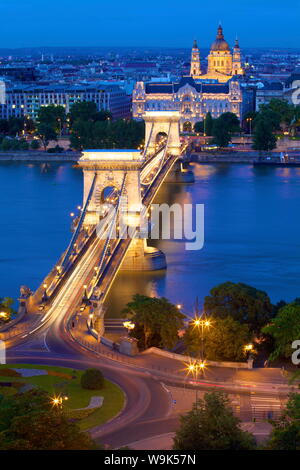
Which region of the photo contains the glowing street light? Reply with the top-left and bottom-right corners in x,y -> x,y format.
123,321 -> 135,332
51,394 -> 69,409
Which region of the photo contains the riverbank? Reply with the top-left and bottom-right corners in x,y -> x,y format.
0,151 -> 80,162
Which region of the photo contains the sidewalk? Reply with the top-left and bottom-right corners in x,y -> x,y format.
69,314 -> 295,393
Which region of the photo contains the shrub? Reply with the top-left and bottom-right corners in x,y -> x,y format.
80,368 -> 104,390
30,139 -> 40,150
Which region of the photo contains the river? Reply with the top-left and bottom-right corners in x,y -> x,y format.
0,161 -> 299,316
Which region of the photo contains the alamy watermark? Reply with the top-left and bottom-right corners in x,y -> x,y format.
0,340 -> 6,365
291,80 -> 300,105
95,197 -> 204,251
291,340 -> 300,365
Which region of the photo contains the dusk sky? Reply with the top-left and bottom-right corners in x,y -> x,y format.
0,0 -> 299,48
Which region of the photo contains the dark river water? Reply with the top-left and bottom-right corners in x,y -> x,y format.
1,161 -> 299,316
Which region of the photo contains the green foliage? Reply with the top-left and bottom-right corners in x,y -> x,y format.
36,123 -> 57,150
260,99 -> 296,128
0,389 -> 97,450
80,368 -> 104,390
262,302 -> 300,360
218,112 -> 240,133
30,139 -> 40,150
0,297 -> 15,323
0,138 -> 29,151
194,121 -> 204,133
37,104 -> 66,132
123,294 -> 185,350
204,281 -> 273,332
70,118 -> 144,150
252,116 -> 277,152
265,394 -> 300,450
184,316 -> 252,362
204,112 -> 214,136
211,118 -> 231,147
173,391 -> 256,450
69,101 -> 112,124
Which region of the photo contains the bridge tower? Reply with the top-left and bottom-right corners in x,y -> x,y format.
143,111 -> 181,156
78,149 -> 166,271
79,149 -> 143,227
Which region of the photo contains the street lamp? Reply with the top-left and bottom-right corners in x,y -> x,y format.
42,283 -> 48,303
123,321 -> 135,336
246,117 -> 253,136
192,315 -> 211,365
185,360 -> 207,405
51,394 -> 69,409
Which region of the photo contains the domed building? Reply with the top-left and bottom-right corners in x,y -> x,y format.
132,24 -> 246,130
190,24 -> 244,82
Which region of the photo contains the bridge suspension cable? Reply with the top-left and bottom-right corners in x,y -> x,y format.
60,172 -> 97,270
86,172 -> 128,298
142,122 -> 154,158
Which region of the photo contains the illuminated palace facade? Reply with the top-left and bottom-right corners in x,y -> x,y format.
133,25 -> 245,131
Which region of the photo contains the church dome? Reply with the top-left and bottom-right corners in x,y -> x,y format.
210,25 -> 230,52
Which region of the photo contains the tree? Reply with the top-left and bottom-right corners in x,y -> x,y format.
260,99 -> 295,129
211,118 -> 231,147
70,118 -> 144,151
173,391 -> 256,450
204,282 -> 273,332
0,297 -> 15,324
218,112 -> 240,133
262,302 -> 300,360
252,117 -> 277,152
123,294 -> 185,350
30,139 -> 40,150
194,121 -> 204,134
69,101 -> 112,125
36,123 -> 57,150
184,316 -> 252,362
80,368 -> 104,390
0,389 -> 97,450
204,112 -> 214,136
265,394 -> 300,450
37,104 -> 66,134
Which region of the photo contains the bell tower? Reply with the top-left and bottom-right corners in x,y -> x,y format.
232,38 -> 244,76
190,39 -> 201,78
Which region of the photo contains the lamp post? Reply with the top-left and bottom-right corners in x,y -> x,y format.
123,321 -> 135,336
185,360 -> 206,406
51,394 -> 68,410
246,117 -> 253,136
42,283 -> 48,303
192,316 -> 211,371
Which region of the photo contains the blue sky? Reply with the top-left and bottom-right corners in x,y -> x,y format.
0,0 -> 299,48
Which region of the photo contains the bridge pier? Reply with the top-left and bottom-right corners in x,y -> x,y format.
120,239 -> 166,271
165,160 -> 195,183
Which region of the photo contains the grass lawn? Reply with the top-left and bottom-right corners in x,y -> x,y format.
0,363 -> 124,431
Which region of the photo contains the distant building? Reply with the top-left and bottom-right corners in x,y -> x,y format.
255,82 -> 284,110
0,66 -> 38,82
190,25 -> 244,82
133,24 -> 246,130
0,82 -> 131,120
133,76 -> 243,131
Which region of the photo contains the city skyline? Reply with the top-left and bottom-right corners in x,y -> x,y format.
0,0 -> 299,49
